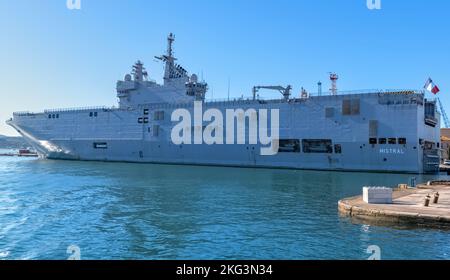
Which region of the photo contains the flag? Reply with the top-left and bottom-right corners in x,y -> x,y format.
424,78 -> 440,94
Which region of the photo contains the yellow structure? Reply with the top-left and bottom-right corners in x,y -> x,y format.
441,129 -> 450,160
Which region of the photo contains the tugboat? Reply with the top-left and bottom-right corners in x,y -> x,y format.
18,148 -> 39,157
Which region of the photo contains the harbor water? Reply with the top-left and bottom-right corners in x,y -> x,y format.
0,152 -> 449,260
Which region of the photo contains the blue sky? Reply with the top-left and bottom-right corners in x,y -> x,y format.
0,0 -> 449,135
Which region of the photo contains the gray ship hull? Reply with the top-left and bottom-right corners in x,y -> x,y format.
6,35 -> 441,174
8,92 -> 441,174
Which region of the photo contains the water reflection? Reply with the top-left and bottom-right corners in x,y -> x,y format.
0,156 -> 449,259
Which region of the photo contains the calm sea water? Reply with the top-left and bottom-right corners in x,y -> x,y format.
1,151 -> 449,260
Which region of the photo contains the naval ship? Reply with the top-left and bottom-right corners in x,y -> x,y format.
7,34 -> 441,174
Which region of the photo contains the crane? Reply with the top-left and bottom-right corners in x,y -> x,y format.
252,85 -> 292,101
438,98 -> 450,128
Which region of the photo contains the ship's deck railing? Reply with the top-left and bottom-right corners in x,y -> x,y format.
12,89 -> 426,116
135,89 -> 430,110
204,89 -> 424,103
310,89 -> 424,96
44,106 -> 114,113
304,88 -> 424,97
13,111 -> 36,116
13,106 -> 117,116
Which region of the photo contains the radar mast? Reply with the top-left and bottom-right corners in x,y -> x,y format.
155,33 -> 188,84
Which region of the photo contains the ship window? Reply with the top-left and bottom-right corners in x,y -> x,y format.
56,114 -> 59,119
153,125 -> 160,137
388,138 -> 397,144
351,99 -> 360,115
138,118 -> 143,124
144,109 -> 149,115
94,112 -> 98,117
89,112 -> 93,117
48,114 -> 51,119
342,100 -> 351,115
302,139 -> 333,154
369,138 -> 377,144
424,141 -> 434,149
334,144 -> 342,154
379,138 -> 387,144
369,120 -> 378,138
144,118 -> 149,124
425,101 -> 436,118
399,138 -> 407,145
325,108 -> 335,118
278,139 -> 301,153
154,111 -> 165,121
342,99 -> 360,116
93,142 -> 108,149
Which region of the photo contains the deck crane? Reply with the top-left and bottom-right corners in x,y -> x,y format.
437,98 -> 450,128
252,85 -> 292,101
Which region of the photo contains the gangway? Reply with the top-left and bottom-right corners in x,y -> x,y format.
438,98 -> 450,128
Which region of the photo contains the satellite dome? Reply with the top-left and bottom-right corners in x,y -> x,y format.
125,74 -> 132,81
191,74 -> 198,83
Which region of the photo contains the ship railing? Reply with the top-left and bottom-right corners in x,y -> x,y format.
206,97 -> 270,104
204,89 -> 424,103
205,89 -> 425,103
45,106 -> 120,114
308,89 -> 425,96
13,106 -> 119,116
44,106 -> 114,113
137,88 -> 426,109
136,102 -> 194,109
11,89 -> 426,116
13,111 -> 36,116
308,88 -> 382,96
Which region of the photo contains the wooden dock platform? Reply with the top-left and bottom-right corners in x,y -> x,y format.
339,181 -> 450,228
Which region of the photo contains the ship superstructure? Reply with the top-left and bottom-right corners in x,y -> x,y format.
7,34 -> 441,173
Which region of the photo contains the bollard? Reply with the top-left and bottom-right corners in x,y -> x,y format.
424,194 -> 431,207
433,192 -> 440,204
409,177 -> 417,188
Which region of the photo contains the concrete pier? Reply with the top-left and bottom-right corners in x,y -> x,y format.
440,165 -> 450,175
338,181 -> 450,228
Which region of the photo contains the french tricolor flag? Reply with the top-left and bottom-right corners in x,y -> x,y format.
424,78 -> 440,94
